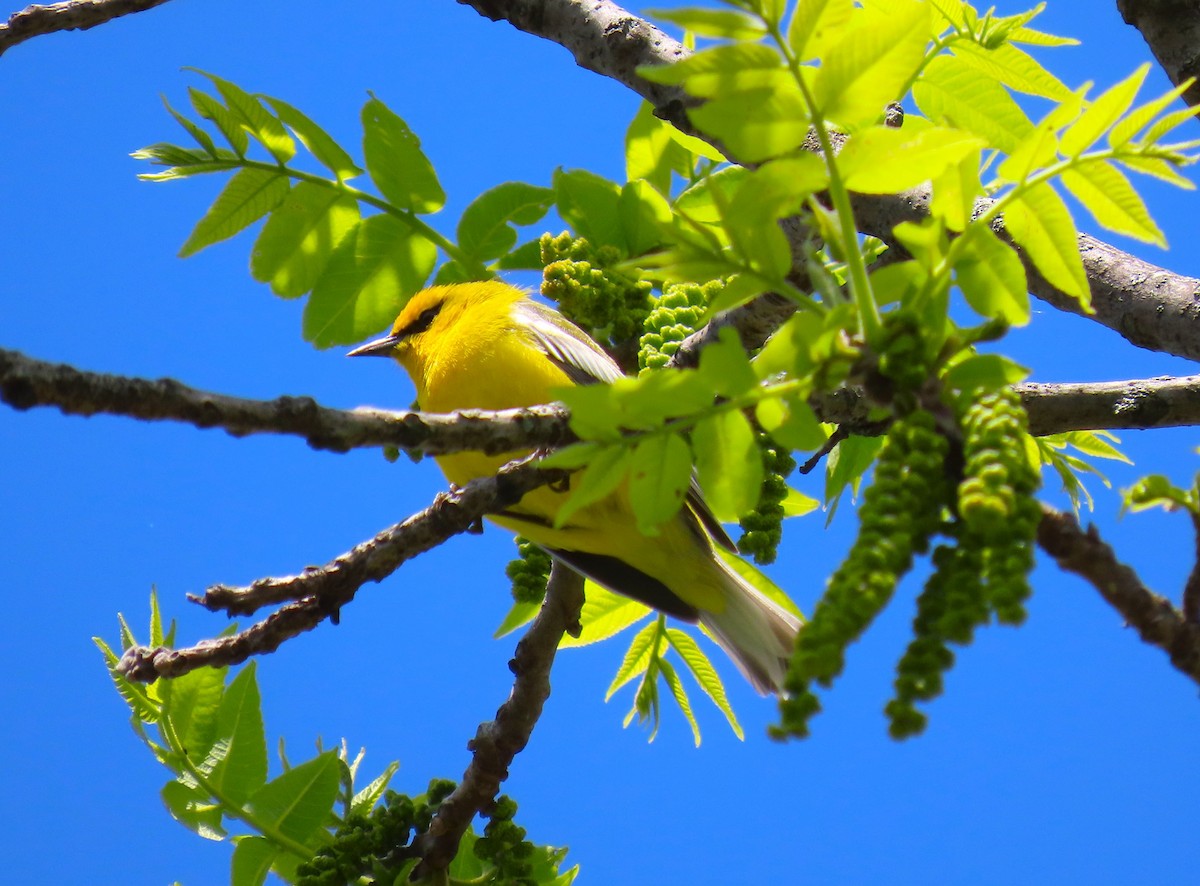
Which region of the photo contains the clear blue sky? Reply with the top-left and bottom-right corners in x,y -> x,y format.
3,1 -> 1199,883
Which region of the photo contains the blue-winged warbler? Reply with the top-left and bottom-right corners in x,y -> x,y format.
348,281 -> 799,693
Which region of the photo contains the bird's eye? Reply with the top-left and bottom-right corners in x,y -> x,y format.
404,303 -> 443,338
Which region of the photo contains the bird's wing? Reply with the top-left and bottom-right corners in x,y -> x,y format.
515,297 -> 738,553
514,299 -> 625,385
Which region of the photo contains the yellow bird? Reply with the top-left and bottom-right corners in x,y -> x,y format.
348,281 -> 799,693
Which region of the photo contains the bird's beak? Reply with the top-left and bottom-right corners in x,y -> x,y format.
347,333 -> 402,358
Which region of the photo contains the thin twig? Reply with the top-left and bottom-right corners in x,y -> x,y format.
117,457 -> 564,681
412,563 -> 586,878
1037,505 -> 1200,687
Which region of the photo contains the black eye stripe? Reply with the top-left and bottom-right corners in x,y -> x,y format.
401,303 -> 443,338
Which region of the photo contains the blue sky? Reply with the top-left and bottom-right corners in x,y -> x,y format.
3,1 -> 1200,883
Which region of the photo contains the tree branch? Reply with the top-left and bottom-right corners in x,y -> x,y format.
412,563 -> 586,878
0,0 -> 171,56
459,0 -> 1200,363
0,347 -> 574,456
1037,505 -> 1200,688
116,456 -> 564,681
1117,0 -> 1200,113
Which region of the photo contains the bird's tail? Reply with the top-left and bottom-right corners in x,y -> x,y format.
700,557 -> 801,695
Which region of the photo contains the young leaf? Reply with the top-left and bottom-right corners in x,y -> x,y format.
251,183 -> 360,297
1004,182 -> 1089,305
694,410 -> 763,522
553,443 -> 633,529
688,83 -> 811,162
649,6 -> 768,40
230,836 -> 277,886
457,181 -> 554,263
494,599 -> 541,638
261,95 -> 363,181
953,223 -> 1029,324
629,432 -> 693,533
179,168 -> 289,258
162,95 -> 218,158
619,179 -> 673,257
625,101 -> 697,195
838,126 -> 986,194
943,353 -> 1029,392
1060,159 -> 1164,246
554,168 -> 625,251
951,40 -> 1073,101
189,69 -> 296,163
657,659 -> 701,746
161,779 -> 226,841
189,87 -> 249,156
812,0 -> 930,131
160,664 -> 227,764
350,760 -> 400,817
559,583 -> 652,648
361,94 -> 445,213
303,214 -> 437,348
665,627 -> 744,739
245,751 -> 341,844
200,663 -> 268,806
914,55 -> 1034,155
1059,63 -> 1149,156
788,0 -> 855,62
607,620 -> 660,699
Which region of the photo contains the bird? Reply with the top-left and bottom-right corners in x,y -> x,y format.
348,280 -> 800,693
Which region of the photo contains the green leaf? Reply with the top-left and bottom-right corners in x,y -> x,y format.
188,69 -> 295,163
162,95 -> 218,157
625,101 -> 698,195
953,223 -> 1029,324
245,751 -> 341,843
250,183 -> 360,297
256,97 -> 361,180
606,620 -> 660,699
619,179 -> 673,256
1061,430 -> 1130,463
94,636 -> 162,724
674,166 -> 747,224
697,327 -> 757,398
943,353 -> 1029,393
1060,64 -> 1149,156
637,42 -> 780,87
996,120 -> 1059,184
780,485 -> 820,518
693,410 -> 763,522
913,54 -> 1034,155
350,761 -> 400,817
788,0 -> 854,62
1004,182 -> 1089,304
189,87 -> 248,156
931,149 -> 983,232
554,443 -> 633,529
715,546 -> 803,618
628,433 -> 693,533
689,82 -> 811,162
1109,79 -> 1193,148
554,168 -> 624,251
361,94 -> 445,213
1061,158 -> 1164,246
839,125 -> 986,193
179,168 -> 289,258
825,435 -> 883,510
812,0 -> 930,131
650,6 -> 768,39
230,836 -> 277,886
457,181 -> 554,263
303,213 -> 437,348
201,663 -> 267,806
161,779 -> 226,840
951,40 -> 1073,101
755,395 -> 826,451
1123,474 -> 1197,513
666,628 -> 743,739
160,664 -> 227,764
494,599 -> 542,638
657,659 -> 701,746
560,582 -> 652,648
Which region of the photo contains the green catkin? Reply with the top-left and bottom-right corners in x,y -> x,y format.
506,536 -> 553,606
296,782 -> 547,886
885,388 -> 1041,739
540,232 -> 652,346
776,410 -> 951,738
637,280 -> 722,372
738,435 -> 797,565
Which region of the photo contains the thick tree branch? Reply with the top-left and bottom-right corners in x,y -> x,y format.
9,348 -> 1200,450
0,0 -> 170,56
1117,0 -> 1200,112
0,347 -> 574,456
117,456 -> 563,681
460,0 -> 1200,363
1037,505 -> 1200,687
412,564 -> 586,879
